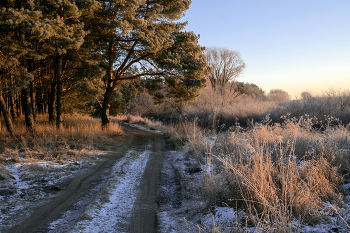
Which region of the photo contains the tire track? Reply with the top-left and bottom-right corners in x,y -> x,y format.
6,125 -> 158,233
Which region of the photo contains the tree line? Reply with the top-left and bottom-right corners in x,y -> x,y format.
0,0 -> 209,135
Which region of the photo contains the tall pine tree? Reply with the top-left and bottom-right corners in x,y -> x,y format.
86,0 -> 209,128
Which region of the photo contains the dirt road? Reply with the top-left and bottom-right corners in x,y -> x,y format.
130,137 -> 164,233
7,125 -> 165,233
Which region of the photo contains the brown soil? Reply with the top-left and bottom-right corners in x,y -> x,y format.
7,125 -> 165,233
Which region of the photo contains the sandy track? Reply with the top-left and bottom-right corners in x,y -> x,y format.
7,125 -> 164,233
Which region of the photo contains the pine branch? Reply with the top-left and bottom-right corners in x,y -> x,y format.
118,72 -> 163,80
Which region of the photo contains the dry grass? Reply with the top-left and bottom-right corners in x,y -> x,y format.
0,114 -> 124,164
174,116 -> 350,231
127,88 -> 350,134
184,95 -> 277,130
79,212 -> 94,221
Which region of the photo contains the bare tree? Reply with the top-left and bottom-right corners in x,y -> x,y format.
268,89 -> 290,103
205,47 -> 246,90
301,91 -> 312,100
205,47 -> 246,107
201,47 -> 245,131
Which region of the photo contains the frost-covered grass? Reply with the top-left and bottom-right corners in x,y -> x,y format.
167,116 -> 350,232
270,88 -> 350,125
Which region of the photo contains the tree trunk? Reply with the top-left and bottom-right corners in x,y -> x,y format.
101,87 -> 113,129
0,90 -> 14,135
16,92 -> 21,117
36,89 -> 42,114
43,93 -> 47,114
9,92 -> 16,120
56,53 -> 63,129
101,42 -> 115,129
49,73 -> 56,123
37,78 -> 44,114
30,81 -> 36,121
22,88 -> 35,133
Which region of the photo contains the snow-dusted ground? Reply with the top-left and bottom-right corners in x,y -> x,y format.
157,150 -> 245,233
0,157 -> 100,232
157,144 -> 350,233
1,128 -> 350,232
1,146 -> 153,233
120,121 -> 162,133
63,149 -> 151,233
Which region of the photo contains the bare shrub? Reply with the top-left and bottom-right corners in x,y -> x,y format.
271,88 -> 350,124
126,80 -> 276,131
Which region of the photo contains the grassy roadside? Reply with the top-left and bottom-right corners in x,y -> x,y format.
169,116 -> 350,232
0,113 -> 166,232
0,114 -> 126,201
0,114 -> 124,165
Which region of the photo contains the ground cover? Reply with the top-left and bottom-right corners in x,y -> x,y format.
1,113 -> 349,232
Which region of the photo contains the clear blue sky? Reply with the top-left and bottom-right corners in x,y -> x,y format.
181,0 -> 350,98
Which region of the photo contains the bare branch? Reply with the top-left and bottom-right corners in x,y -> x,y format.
116,42 -> 137,76
119,52 -> 153,75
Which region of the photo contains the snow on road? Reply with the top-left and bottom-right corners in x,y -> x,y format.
49,149 -> 151,233
0,160 -> 96,232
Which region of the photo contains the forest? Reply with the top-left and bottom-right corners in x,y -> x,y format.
0,0 -> 209,134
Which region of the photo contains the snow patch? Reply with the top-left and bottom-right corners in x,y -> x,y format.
120,122 -> 162,133
61,149 -> 151,233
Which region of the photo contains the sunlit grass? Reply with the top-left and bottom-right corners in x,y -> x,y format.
0,114 -> 124,164
172,116 -> 350,231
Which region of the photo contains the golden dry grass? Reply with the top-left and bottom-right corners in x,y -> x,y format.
0,114 -> 124,164
175,117 -> 350,231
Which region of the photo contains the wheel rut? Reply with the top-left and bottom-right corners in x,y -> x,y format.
129,135 -> 165,233
7,125 -> 163,233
